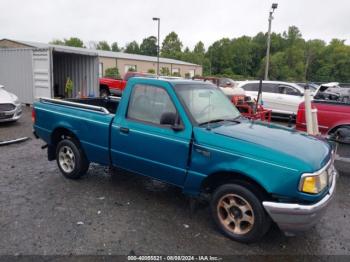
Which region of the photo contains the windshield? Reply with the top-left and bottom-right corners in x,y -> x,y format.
174,83 -> 240,125
308,84 -> 318,91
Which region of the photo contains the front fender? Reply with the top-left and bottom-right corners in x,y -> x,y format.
183,144 -> 301,199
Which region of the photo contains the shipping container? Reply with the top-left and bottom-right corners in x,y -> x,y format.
0,47 -> 99,104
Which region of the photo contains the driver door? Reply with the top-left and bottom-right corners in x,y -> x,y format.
110,83 -> 191,186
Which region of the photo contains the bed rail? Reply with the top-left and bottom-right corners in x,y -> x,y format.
39,98 -> 110,114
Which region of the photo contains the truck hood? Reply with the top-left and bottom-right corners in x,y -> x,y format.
195,119 -> 331,172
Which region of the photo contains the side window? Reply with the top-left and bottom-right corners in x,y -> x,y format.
279,85 -> 301,96
263,84 -> 278,93
242,83 -> 259,91
127,84 -> 177,125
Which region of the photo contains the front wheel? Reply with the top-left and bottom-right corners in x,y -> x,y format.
210,184 -> 271,243
56,138 -> 89,179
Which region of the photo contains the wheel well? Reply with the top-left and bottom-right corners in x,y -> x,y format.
51,127 -> 79,146
48,127 -> 81,161
48,127 -> 80,157
328,124 -> 350,135
201,172 -> 271,201
100,84 -> 109,92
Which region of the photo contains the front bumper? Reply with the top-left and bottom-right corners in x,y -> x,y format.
0,104 -> 22,122
263,169 -> 337,236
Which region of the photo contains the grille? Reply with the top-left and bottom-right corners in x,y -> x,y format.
0,114 -> 14,119
327,164 -> 336,186
0,103 -> 15,111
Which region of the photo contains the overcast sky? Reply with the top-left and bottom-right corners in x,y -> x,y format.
1,0 -> 349,49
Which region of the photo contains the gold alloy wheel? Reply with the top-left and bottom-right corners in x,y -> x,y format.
217,193 -> 255,235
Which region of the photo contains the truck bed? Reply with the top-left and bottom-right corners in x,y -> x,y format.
68,97 -> 120,114
35,97 -> 120,166
42,97 -> 120,114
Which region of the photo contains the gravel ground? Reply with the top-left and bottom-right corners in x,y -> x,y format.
0,106 -> 350,256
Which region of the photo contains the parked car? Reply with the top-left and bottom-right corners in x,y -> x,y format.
218,78 -> 243,97
238,81 -> 307,117
192,76 -> 240,98
218,78 -> 237,88
99,72 -> 156,97
296,82 -> 319,92
313,82 -> 348,102
296,83 -> 350,142
33,78 -> 337,243
0,85 -> 22,122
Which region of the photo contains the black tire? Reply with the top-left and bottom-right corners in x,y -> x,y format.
100,88 -> 110,98
56,138 -> 89,179
331,126 -> 350,144
210,184 -> 271,243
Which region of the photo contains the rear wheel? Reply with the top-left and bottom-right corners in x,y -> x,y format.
210,184 -> 270,243
56,138 -> 89,179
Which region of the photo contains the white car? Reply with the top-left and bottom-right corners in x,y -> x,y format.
238,80 -> 309,117
217,78 -> 246,97
0,85 -> 22,122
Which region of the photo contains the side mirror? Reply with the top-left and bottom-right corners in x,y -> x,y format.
160,112 -> 176,125
160,112 -> 184,131
171,125 -> 184,132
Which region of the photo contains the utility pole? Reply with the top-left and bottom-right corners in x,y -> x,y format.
152,17 -> 160,76
264,3 -> 278,80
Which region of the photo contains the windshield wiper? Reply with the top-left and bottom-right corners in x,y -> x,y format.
233,115 -> 245,120
199,118 -> 240,126
199,119 -> 227,126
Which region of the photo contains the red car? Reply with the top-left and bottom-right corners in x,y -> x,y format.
296,84 -> 350,143
99,72 -> 156,97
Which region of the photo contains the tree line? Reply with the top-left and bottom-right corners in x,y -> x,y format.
50,26 -> 350,82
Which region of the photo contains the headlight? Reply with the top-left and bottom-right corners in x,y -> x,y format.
299,168 -> 329,194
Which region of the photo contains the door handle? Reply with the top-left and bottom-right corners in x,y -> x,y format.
119,127 -> 130,134
194,145 -> 211,157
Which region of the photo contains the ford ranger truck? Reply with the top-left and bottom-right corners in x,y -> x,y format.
33,78 -> 337,243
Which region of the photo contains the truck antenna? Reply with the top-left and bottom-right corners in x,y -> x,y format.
207,91 -> 212,130
255,79 -> 263,114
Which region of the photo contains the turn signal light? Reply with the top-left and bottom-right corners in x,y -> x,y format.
301,176 -> 318,194
299,169 -> 328,194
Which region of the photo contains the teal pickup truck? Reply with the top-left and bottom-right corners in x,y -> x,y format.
33,77 -> 337,243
